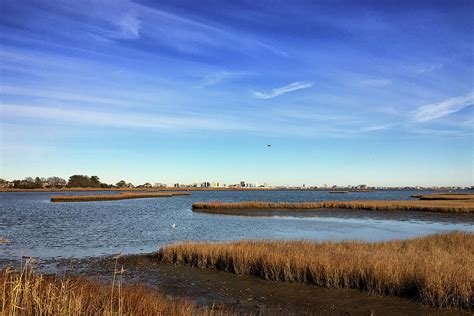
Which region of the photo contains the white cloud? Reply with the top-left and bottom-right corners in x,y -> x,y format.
116,14 -> 141,39
0,85 -> 132,107
0,103 -> 397,139
359,124 -> 394,132
413,93 -> 474,122
63,0 -> 142,40
0,104 -> 256,131
134,2 -> 286,56
252,82 -> 313,99
198,71 -> 247,87
416,63 -> 443,75
401,63 -> 443,76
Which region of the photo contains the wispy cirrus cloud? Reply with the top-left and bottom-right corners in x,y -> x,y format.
0,104 -> 256,132
252,81 -> 313,99
400,63 -> 444,76
56,0 -> 142,40
198,71 -> 247,87
115,14 -> 141,39
1,103 -> 395,139
413,92 -> 474,122
359,124 -> 394,132
415,63 -> 443,75
0,85 -> 133,107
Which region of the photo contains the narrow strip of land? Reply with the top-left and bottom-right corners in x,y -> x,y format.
157,232 -> 473,310
411,193 -> 474,200
192,198 -> 474,214
51,192 -> 190,202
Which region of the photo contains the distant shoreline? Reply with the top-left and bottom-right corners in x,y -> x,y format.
0,187 -> 276,192
0,187 -> 467,193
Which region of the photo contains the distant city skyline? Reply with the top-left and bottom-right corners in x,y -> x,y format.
1,1 -> 473,187
0,174 -> 471,189
1,174 -> 471,190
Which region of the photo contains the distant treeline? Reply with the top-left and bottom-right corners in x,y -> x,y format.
0,175 -> 143,189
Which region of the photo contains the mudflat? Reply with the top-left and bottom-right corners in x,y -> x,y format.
52,253 -> 468,316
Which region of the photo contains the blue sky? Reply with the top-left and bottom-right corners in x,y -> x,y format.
0,0 -> 473,186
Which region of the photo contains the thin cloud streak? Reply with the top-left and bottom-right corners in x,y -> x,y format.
1,104 -> 398,139
65,0 -> 142,40
129,1 -> 287,57
359,124 -> 394,132
252,82 -> 313,99
0,85 -> 133,107
197,71 -> 247,87
416,63 -> 443,75
0,104 -> 256,132
413,93 -> 474,122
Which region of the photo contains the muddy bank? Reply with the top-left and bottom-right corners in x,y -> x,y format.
37,253 -> 466,315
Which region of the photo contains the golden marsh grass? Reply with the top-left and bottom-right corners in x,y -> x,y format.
0,238 -> 11,244
414,193 -> 474,201
51,192 -> 190,202
158,232 -> 474,310
0,262 -> 200,316
192,199 -> 474,214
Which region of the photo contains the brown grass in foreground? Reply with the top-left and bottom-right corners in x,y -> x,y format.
158,232 -> 474,310
192,200 -> 474,214
51,192 -> 190,202
0,262 -> 201,316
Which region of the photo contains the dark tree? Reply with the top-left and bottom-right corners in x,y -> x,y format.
90,176 -> 101,187
46,177 -> 66,188
67,175 -> 93,187
13,177 -> 40,189
116,180 -> 127,188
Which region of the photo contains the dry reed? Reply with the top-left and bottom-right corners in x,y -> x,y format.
0,260 -> 201,316
192,200 -> 474,214
51,192 -> 190,202
158,232 -> 473,310
414,193 -> 474,201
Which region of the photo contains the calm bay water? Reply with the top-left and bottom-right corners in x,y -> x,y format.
1,190 -> 473,260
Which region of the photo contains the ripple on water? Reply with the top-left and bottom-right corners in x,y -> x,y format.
1,190 -> 472,260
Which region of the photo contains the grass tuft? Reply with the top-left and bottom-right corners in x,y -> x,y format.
0,260 -> 201,315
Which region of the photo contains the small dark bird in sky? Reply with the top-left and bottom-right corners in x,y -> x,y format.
267,144 -> 272,147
